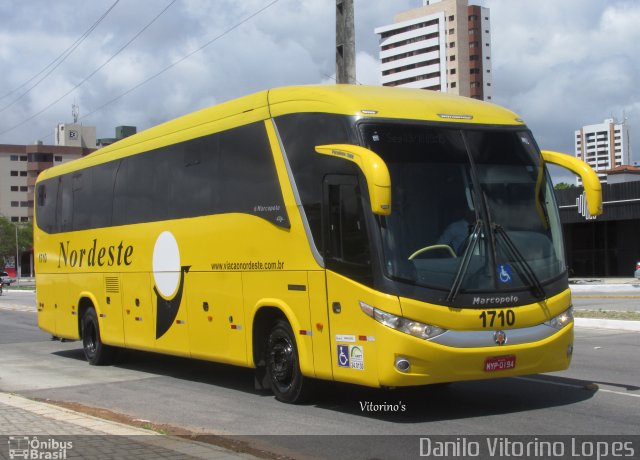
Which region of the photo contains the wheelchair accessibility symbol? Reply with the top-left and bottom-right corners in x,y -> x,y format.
498,264 -> 513,284
337,345 -> 350,368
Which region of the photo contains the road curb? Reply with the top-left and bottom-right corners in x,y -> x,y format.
575,318 -> 640,332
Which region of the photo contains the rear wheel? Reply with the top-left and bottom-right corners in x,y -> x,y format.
81,308 -> 114,365
266,319 -> 311,404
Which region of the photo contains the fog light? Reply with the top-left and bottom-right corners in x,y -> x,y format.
395,357 -> 411,373
567,344 -> 574,357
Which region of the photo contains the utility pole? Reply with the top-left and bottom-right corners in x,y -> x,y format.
336,0 -> 355,84
15,224 -> 19,285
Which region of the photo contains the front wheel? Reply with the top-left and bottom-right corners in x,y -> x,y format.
266,319 -> 312,404
81,307 -> 114,365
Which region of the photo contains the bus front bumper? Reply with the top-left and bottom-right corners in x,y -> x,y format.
374,322 -> 574,387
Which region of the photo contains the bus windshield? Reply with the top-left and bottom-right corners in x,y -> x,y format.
360,123 -> 566,296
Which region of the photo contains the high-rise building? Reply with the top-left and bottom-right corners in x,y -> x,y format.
575,118 -> 630,185
375,0 -> 492,100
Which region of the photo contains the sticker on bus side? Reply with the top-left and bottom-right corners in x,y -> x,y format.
350,346 -> 365,370
337,345 -> 350,368
337,345 -> 365,370
336,334 -> 356,343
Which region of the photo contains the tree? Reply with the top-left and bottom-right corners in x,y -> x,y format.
0,216 -> 33,271
0,217 -> 14,265
554,182 -> 577,190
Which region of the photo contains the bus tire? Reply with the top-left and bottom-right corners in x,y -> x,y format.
266,319 -> 311,404
81,307 -> 114,365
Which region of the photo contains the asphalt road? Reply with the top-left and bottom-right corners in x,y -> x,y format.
0,292 -> 639,459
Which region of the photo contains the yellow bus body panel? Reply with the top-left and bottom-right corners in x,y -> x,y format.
374,320 -> 573,387
400,289 -> 571,331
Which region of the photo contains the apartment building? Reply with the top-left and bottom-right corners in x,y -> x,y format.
375,0 -> 492,100
575,118 -> 630,184
0,143 -> 93,222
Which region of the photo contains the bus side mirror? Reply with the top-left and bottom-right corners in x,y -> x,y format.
541,150 -> 603,216
315,144 -> 391,216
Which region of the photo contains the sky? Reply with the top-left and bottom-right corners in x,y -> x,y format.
0,0 -> 638,183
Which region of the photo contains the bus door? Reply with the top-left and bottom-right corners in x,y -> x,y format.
323,175 -> 379,385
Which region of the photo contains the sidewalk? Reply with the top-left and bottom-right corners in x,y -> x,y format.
0,393 -> 256,460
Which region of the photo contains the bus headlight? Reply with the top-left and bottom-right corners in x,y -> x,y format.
544,307 -> 573,330
359,301 -> 446,340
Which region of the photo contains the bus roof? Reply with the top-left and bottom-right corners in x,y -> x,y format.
37,85 -> 524,180
267,85 -> 523,126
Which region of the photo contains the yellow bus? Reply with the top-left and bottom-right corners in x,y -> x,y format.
34,85 -> 602,403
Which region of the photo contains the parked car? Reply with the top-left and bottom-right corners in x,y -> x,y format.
635,261 -> 640,279
0,272 -> 13,285
0,272 -> 7,294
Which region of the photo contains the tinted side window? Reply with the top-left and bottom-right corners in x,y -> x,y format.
175,135 -> 221,218
38,121 -> 288,233
35,178 -> 60,233
114,145 -> 178,226
275,113 -> 358,252
71,171 -> 92,230
89,160 -> 119,228
218,123 -> 289,227
324,177 -> 372,285
59,175 -> 73,232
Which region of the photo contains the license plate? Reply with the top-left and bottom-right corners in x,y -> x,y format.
484,355 -> 516,372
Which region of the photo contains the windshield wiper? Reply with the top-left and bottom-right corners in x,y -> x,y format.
446,219 -> 483,303
493,224 -> 546,299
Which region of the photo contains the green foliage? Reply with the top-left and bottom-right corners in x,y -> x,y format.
0,216 -> 33,267
554,182 -> 577,190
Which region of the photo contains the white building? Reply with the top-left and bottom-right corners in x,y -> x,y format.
0,142 -> 91,223
575,118 -> 630,184
375,0 -> 492,101
55,123 -> 96,148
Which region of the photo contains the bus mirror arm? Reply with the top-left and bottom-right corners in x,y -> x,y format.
541,150 -> 603,216
315,144 -> 392,216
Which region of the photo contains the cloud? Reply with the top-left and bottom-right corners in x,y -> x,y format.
0,0 -> 637,170
487,0 -> 639,162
